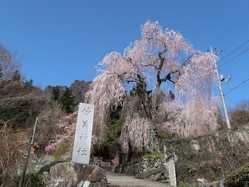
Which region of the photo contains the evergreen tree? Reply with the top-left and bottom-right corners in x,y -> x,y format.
24,79 -> 33,88
60,88 -> 75,113
51,87 -> 60,101
11,70 -> 21,81
0,65 -> 2,79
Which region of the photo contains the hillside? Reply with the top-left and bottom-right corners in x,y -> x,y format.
1,20 -> 249,187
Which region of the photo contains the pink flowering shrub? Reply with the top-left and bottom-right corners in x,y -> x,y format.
111,153 -> 120,167
45,143 -> 56,155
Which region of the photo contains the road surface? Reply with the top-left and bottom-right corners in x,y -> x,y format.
106,173 -> 170,187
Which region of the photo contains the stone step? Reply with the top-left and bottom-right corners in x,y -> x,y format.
106,174 -> 170,187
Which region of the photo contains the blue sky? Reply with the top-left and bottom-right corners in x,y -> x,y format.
0,0 -> 249,107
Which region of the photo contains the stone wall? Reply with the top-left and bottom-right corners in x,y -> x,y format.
118,125 -> 249,184
162,125 -> 249,182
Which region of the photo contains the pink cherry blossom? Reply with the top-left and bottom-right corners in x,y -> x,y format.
44,143 -> 56,155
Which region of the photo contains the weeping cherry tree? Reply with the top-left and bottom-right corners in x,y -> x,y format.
86,21 -> 219,147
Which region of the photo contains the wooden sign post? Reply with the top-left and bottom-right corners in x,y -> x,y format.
72,103 -> 94,165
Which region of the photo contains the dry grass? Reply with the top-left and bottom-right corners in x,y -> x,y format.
0,121 -> 23,186
35,103 -> 63,152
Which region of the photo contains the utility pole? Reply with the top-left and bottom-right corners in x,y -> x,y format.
214,61 -> 231,129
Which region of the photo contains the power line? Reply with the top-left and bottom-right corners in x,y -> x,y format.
219,39 -> 249,62
220,46 -> 249,67
225,77 -> 249,96
216,40 -> 249,102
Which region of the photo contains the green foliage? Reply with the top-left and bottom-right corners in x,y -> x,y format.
130,75 -> 147,97
24,79 -> 33,88
105,115 -> 123,145
52,142 -> 70,161
130,76 -> 152,119
143,152 -> 164,160
104,115 -> 123,157
157,131 -> 177,140
177,181 -> 193,187
51,86 -> 60,101
178,181 -> 194,187
59,88 -> 75,113
22,173 -> 45,187
94,107 -> 124,159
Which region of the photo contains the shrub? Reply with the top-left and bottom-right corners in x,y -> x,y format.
93,107 -> 124,159
0,96 -> 47,128
70,80 -> 91,104
178,181 -> 193,187
35,103 -> 63,152
231,110 -> 249,128
225,164 -> 249,187
0,80 -> 47,128
52,142 -> 71,161
59,88 -> 75,113
24,173 -> 45,187
16,173 -> 45,187
143,152 -> 164,160
0,80 -> 35,99
0,122 -> 21,186
44,144 -> 56,155
231,101 -> 249,128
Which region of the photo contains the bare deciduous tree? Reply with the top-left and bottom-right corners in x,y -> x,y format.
0,45 -> 20,81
